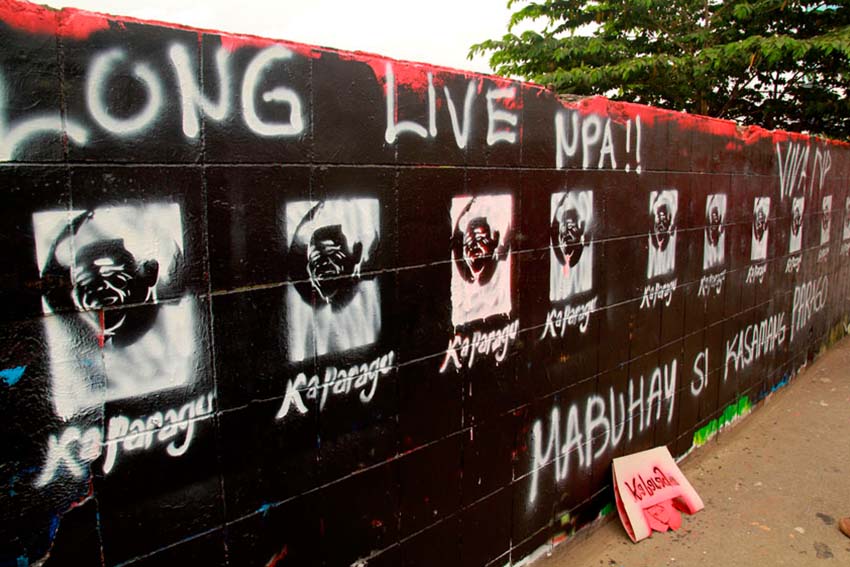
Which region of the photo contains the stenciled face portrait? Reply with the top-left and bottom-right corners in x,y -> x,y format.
305,224 -> 362,305
791,205 -> 803,237
72,238 -> 160,343
653,204 -> 672,251
753,208 -> 767,241
789,197 -> 804,254
33,203 -> 196,419
751,197 -> 770,261
450,194 -> 512,327
707,207 -> 722,247
647,190 -> 678,280
284,198 -> 381,362
462,216 -> 500,284
703,193 -> 726,271
549,190 -> 593,302
844,197 -> 850,241
822,195 -> 833,245
555,207 -> 584,267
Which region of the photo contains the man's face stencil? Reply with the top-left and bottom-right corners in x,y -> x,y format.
463,217 -> 499,280
753,208 -> 767,241
306,225 -> 361,302
557,208 -> 585,264
707,206 -> 722,246
823,204 -> 832,233
72,239 -> 159,338
792,206 -> 803,236
654,204 -> 672,250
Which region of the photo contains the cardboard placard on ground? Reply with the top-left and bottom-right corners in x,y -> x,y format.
613,446 -> 704,542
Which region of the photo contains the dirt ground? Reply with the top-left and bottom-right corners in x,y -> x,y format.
539,337 -> 850,567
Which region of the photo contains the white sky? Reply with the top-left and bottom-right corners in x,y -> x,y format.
43,0 -> 531,75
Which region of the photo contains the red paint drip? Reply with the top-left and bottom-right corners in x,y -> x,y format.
392,63 -> 434,92
330,44 -> 490,86
0,0 -> 109,40
70,480 -> 95,508
557,96 -> 645,126
499,88 -> 523,111
669,111 -> 743,139
488,75 -> 521,91
220,33 -> 275,53
265,545 -> 288,567
219,33 -> 316,59
363,58 -> 436,92
98,310 -> 105,349
556,94 -> 850,150
332,48 -> 494,102
57,8 -> 111,40
0,0 -> 58,37
346,55 -> 469,104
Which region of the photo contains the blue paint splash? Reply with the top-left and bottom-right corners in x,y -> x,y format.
0,366 -> 26,386
771,375 -> 790,394
48,515 -> 60,541
257,503 -> 273,516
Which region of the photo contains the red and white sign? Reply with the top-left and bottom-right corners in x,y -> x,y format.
612,446 -> 704,542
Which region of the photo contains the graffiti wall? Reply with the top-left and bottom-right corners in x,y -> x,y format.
1,1 -> 849,565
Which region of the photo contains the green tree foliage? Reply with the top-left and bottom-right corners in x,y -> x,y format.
470,1 -> 850,139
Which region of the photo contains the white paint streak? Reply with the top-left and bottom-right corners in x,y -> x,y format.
724,313 -> 787,382
580,114 -> 602,169
35,392 -> 213,487
554,111 -> 579,169
277,352 -> 394,419
691,349 -> 708,396
444,81 -> 475,149
0,73 -> 88,160
169,43 -> 231,139
241,45 -> 304,137
485,87 -> 517,145
597,118 -> 616,169
554,112 -> 642,171
427,72 -> 437,137
384,63 -> 427,143
87,49 -> 163,136
528,358 -> 677,504
790,276 -> 828,342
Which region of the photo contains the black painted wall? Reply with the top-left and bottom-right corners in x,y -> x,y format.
1,1 -> 849,565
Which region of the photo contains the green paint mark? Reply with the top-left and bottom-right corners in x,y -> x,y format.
692,395 -> 751,447
827,318 -> 848,347
559,512 -> 571,526
599,502 -> 615,517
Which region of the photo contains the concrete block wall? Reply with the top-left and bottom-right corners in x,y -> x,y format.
1,1 -> 849,565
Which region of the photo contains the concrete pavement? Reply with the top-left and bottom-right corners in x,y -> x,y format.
539,336 -> 850,567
